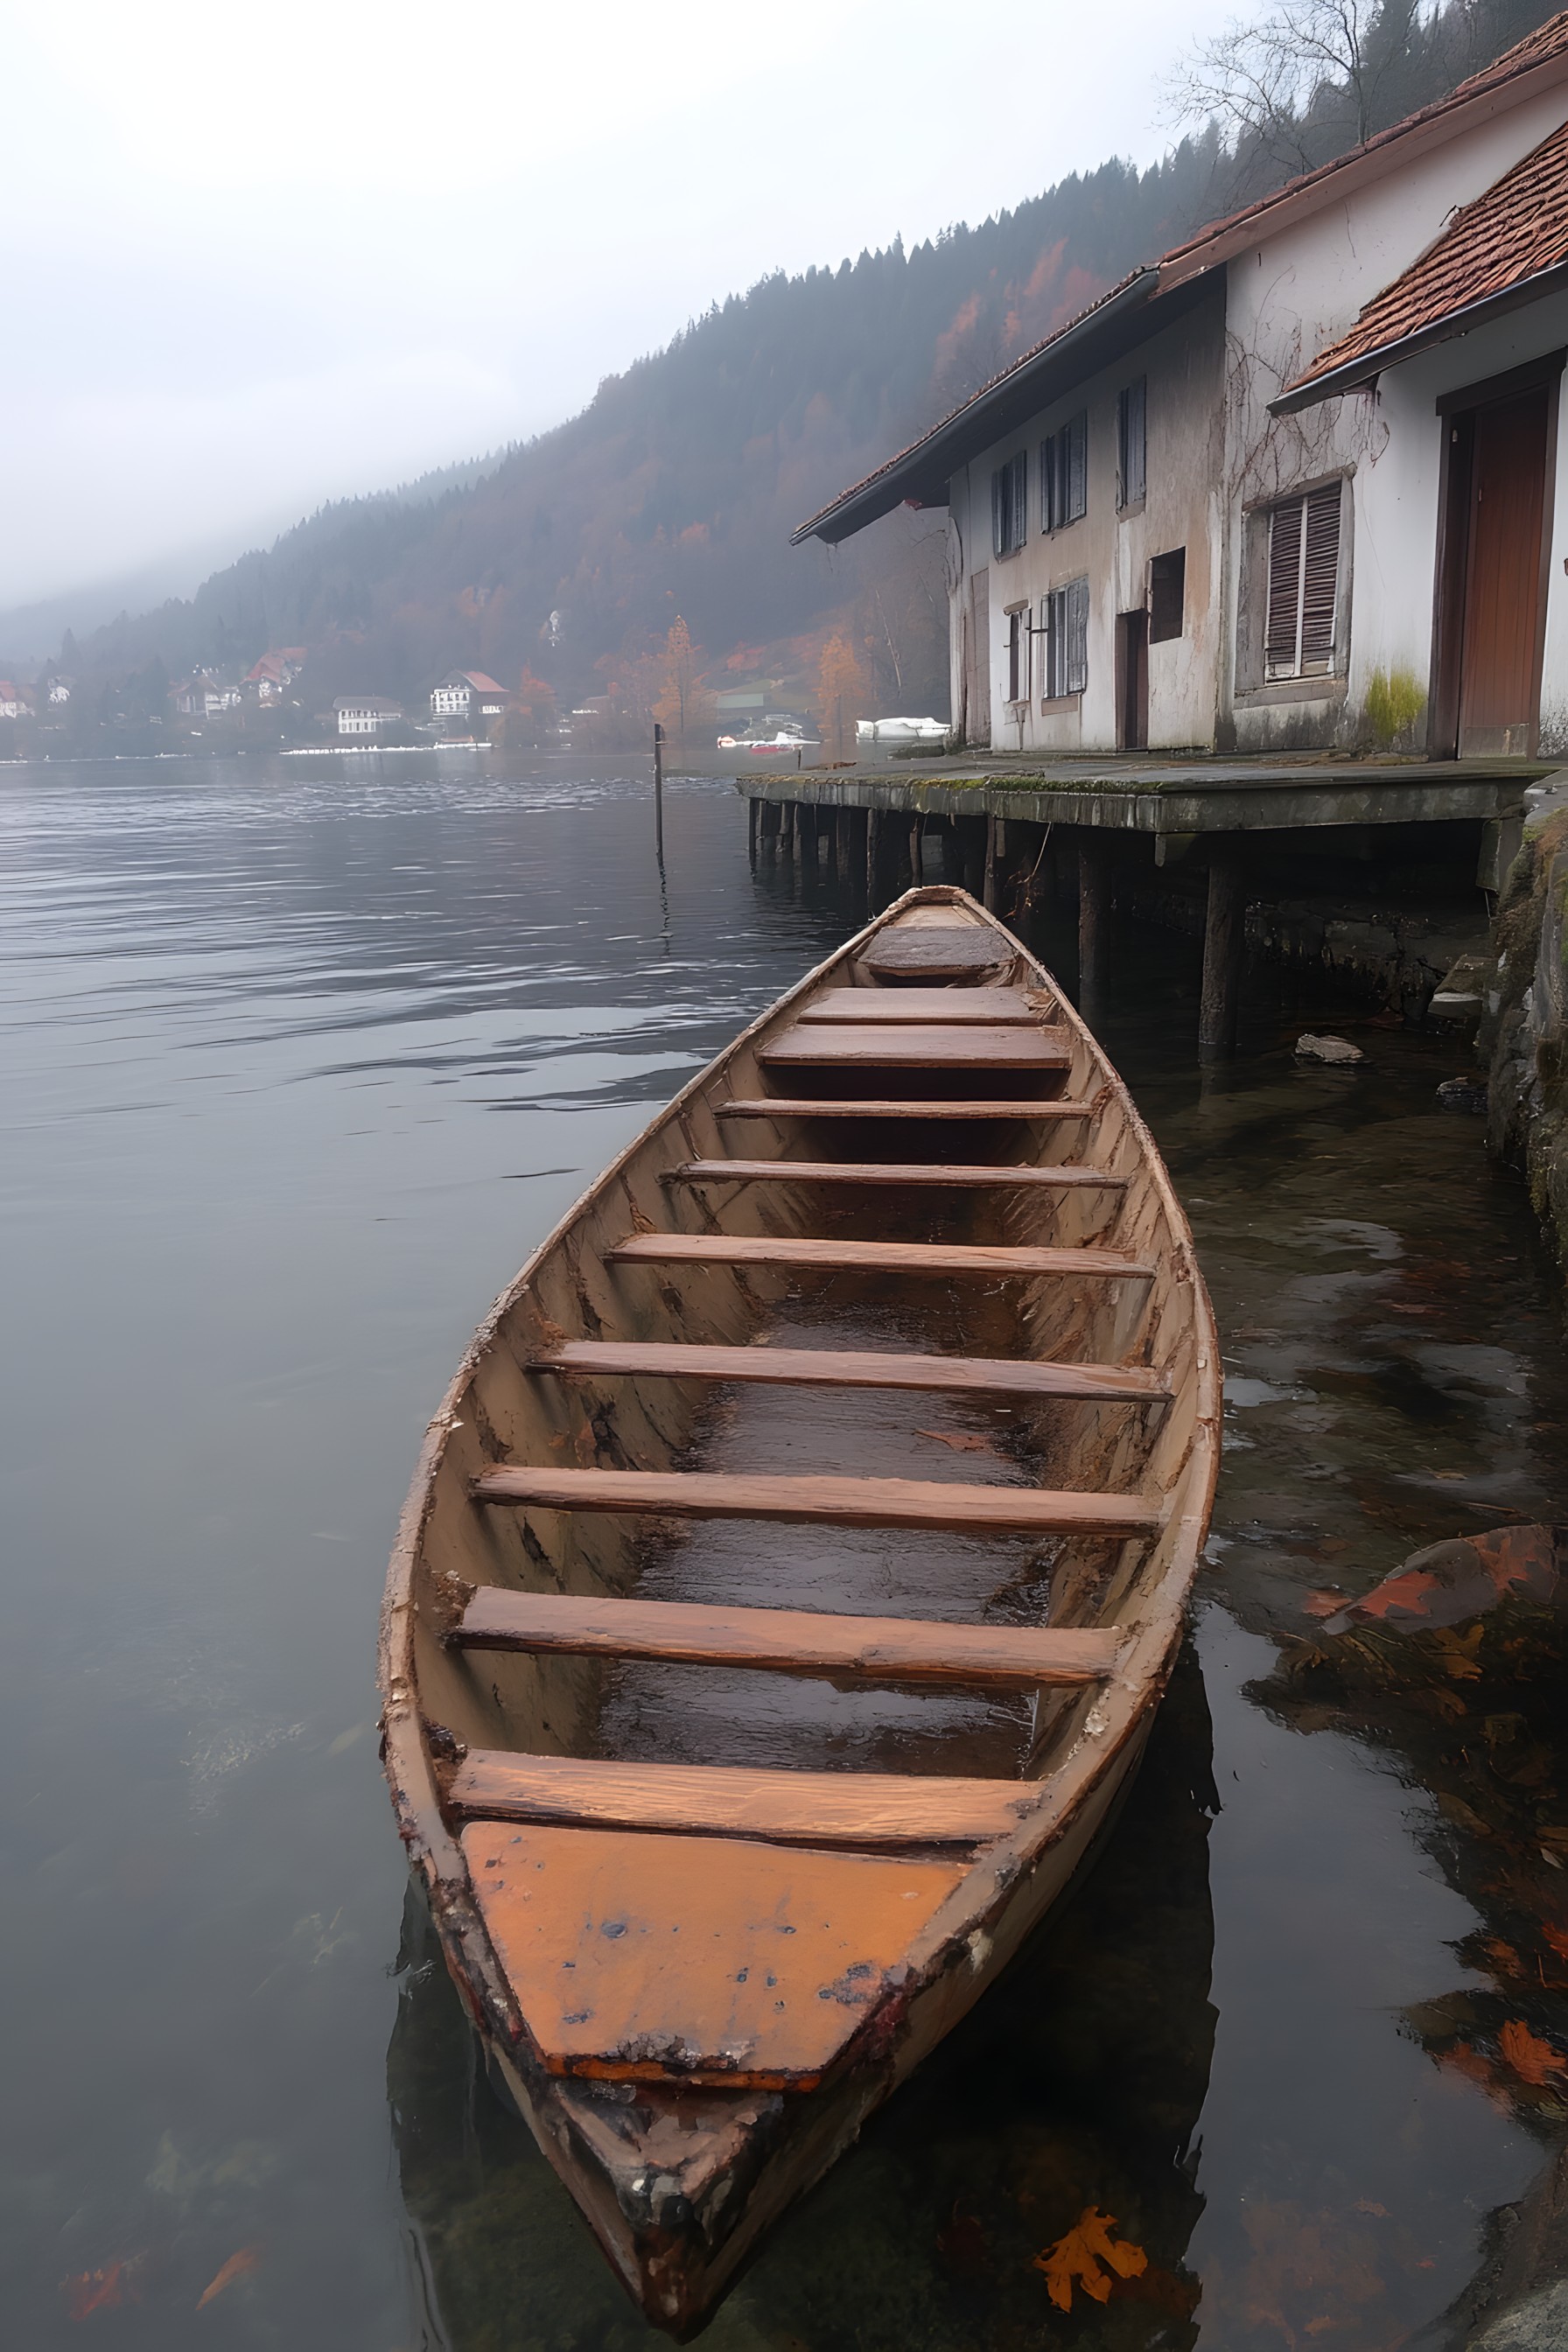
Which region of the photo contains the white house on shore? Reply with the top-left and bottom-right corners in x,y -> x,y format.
430,669 -> 508,721
795,11 -> 1568,760
335,697 -> 403,736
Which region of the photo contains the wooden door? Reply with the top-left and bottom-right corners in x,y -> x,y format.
1116,611 -> 1148,751
1458,388 -> 1550,756
968,571 -> 991,746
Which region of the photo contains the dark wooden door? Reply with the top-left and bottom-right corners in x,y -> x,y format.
1117,610 -> 1148,751
1458,388 -> 1550,755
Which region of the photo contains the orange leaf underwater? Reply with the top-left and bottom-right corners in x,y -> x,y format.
1497,2020 -> 1566,2087
1033,2207 -> 1148,2310
197,2245 -> 262,2309
66,2262 -> 136,2320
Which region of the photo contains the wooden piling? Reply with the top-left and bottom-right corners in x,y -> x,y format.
1199,848 -> 1246,1062
866,808 -> 882,905
653,723 -> 664,860
983,816 -> 1002,912
1078,838 -> 1110,1004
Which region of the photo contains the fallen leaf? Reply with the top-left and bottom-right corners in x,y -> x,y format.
1431,1626 -> 1486,1682
915,1429 -> 998,1454
1438,1792 -> 1491,1838
1354,2200 -> 1390,2216
197,2246 -> 262,2309
1303,1589 -> 1348,1618
1317,1525 -> 1558,1636
1033,2207 -> 1147,2310
66,2263 -> 136,2320
1543,1925 -> 1568,1961
1482,1940 -> 1523,1978
1497,2020 -> 1566,2087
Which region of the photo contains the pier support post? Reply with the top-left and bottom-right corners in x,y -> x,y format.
759,800 -> 780,857
835,806 -> 850,887
983,816 -> 1003,912
866,808 -> 882,906
748,794 -> 759,867
1199,847 -> 1246,1062
908,817 -> 922,886
1078,837 -> 1110,1004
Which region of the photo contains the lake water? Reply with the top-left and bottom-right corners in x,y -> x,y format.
4,751 -> 1568,2351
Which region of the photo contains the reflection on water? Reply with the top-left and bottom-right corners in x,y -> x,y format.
3,753 -> 1567,2348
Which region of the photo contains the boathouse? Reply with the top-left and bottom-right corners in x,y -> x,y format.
794,13 -> 1568,760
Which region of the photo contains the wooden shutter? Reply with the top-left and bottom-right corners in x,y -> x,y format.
1300,484 -> 1340,673
1066,578 -> 1089,694
1011,452 -> 1028,554
1265,497 -> 1304,676
1041,436 -> 1056,533
991,469 -> 1007,560
1120,378 -> 1146,508
1043,592 -> 1061,696
1067,414 -> 1088,522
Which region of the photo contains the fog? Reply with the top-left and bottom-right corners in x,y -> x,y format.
0,0 -> 1235,612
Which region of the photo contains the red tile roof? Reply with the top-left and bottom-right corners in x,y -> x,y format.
1279,115 -> 1568,402
462,671 -> 507,694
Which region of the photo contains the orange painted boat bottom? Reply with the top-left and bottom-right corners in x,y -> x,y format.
379,885 -> 1221,2335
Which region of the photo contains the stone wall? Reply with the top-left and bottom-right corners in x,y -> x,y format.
1481,799 -> 1568,1290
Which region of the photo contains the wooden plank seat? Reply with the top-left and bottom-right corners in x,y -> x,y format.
453,1587 -> 1124,1688
861,926 -> 1010,979
761,1022 -> 1071,1070
452,1753 -> 1045,1846
469,1465 -> 1160,1535
459,1822 -> 978,2088
717,1096 -> 1097,1120
799,986 -> 1039,1025
608,1231 -> 1155,1280
528,1338 -> 1169,1402
672,1157 -> 1124,1190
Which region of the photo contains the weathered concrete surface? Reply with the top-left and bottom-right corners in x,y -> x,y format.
732,756 -> 1542,839
1469,2284 -> 1568,2351
1481,778 -> 1568,1292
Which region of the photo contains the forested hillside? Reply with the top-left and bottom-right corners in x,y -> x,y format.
34,0 -> 1564,735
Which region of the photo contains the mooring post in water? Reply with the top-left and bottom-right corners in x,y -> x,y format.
1078,836 -> 1110,1004
1199,845 -> 1245,1061
747,793 -> 759,867
653,723 -> 665,860
865,807 -> 882,906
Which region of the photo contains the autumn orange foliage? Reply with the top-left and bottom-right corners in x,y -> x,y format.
1033,2207 -> 1148,2309
1497,2019 -> 1565,2086
197,2245 -> 262,2309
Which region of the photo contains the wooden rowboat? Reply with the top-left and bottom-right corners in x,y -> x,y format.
379,884 -> 1221,2336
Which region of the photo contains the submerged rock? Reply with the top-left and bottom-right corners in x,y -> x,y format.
1438,1076 -> 1489,1113
1295,1032 -> 1363,1065
1470,2278 -> 1568,2351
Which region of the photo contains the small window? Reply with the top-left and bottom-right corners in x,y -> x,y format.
1265,483 -> 1341,678
990,451 -> 1028,557
1040,413 -> 1088,532
1005,607 -> 1028,703
1040,578 -> 1089,698
1149,547 -> 1186,643
1116,378 -> 1146,510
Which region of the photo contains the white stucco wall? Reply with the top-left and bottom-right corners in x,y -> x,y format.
948,289 -> 1227,752
1219,87 -> 1568,751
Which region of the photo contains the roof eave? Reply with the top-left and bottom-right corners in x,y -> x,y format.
1159,46 -> 1568,290
790,268 -> 1168,547
1271,258 -> 1568,412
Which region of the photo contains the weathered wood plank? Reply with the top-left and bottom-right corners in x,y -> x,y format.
454,1759 -> 1040,1844
799,987 -> 1037,1025
673,1157 -> 1125,1190
608,1231 -> 1154,1279
528,1338 -> 1169,1401
469,1465 -> 1160,1534
762,1023 -> 1071,1069
459,1821 -> 973,2086
454,1588 -> 1124,1687
716,1096 -> 1096,1120
862,926 -> 1009,978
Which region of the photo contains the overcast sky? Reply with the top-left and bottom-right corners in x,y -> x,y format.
0,0 -> 1237,612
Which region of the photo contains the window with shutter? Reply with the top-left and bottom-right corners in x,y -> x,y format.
1300,484 -> 1340,673
1006,608 -> 1027,703
991,453 -> 1029,556
1066,414 -> 1087,522
1066,578 -> 1089,693
1117,379 -> 1146,509
1040,416 -> 1088,531
1040,581 -> 1089,697
1264,482 -> 1342,678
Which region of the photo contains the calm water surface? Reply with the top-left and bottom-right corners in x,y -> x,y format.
4,752 -> 1567,2350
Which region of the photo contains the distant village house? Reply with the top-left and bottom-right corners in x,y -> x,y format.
172,674 -> 242,719
796,15 -> 1568,763
244,648 -> 306,704
335,697 -> 403,736
430,669 -> 508,720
